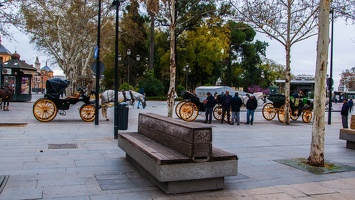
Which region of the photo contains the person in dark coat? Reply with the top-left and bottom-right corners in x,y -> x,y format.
341,99 -> 350,128
202,92 -> 215,124
230,92 -> 243,125
245,95 -> 258,125
219,90 -> 232,124
348,98 -> 353,113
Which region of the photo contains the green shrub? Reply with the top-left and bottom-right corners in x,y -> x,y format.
138,77 -> 164,96
119,82 -> 134,91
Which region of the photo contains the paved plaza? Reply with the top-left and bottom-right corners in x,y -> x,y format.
0,94 -> 355,199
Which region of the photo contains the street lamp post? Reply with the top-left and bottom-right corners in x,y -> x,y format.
112,0 -> 124,139
119,51 -> 140,85
183,64 -> 191,91
41,72 -> 44,94
127,49 -> 131,84
328,8 -> 334,125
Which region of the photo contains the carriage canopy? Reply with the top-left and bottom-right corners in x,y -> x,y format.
45,78 -> 70,99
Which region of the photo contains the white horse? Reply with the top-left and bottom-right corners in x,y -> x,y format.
240,92 -> 265,107
100,90 -> 146,121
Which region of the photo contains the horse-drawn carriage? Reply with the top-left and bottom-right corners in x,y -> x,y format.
175,91 -> 223,122
262,94 -> 313,123
33,78 -> 96,122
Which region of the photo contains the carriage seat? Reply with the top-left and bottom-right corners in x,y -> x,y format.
118,113 -> 238,194
64,93 -> 80,99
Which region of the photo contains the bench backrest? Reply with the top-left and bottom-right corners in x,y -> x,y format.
138,113 -> 212,160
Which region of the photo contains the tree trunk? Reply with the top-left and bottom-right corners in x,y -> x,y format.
167,0 -> 176,118
149,13 -> 155,70
284,1 -> 292,125
308,0 -> 330,167
284,41 -> 291,125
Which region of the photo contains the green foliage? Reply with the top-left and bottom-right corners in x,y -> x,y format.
176,85 -> 185,95
137,77 -> 164,96
180,17 -> 230,88
119,82 -> 134,91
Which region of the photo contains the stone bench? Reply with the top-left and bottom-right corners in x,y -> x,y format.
118,113 -> 238,194
339,129 -> 355,149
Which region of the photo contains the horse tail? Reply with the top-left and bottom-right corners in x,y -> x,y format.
101,103 -> 108,121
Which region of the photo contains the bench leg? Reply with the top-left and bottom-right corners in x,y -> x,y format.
346,141 -> 355,149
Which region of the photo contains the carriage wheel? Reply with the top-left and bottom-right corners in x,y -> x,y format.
290,109 -> 299,121
175,101 -> 186,119
277,106 -> 286,123
213,105 -> 222,120
302,110 -> 312,123
262,103 -> 276,120
179,102 -> 198,122
79,104 -> 95,122
33,98 -> 57,122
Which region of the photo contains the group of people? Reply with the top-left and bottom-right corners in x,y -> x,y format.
341,98 -> 353,128
202,91 -> 258,125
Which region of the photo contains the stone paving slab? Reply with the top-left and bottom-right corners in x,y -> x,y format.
0,94 -> 355,199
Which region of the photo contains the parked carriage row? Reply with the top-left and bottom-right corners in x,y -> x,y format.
32,80 -> 313,123
175,87 -> 313,123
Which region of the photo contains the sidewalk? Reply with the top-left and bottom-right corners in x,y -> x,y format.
0,94 -> 354,199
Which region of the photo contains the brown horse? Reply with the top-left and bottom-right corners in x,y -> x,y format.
0,86 -> 14,111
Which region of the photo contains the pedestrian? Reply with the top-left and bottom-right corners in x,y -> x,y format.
348,98 -> 353,113
341,99 -> 350,128
230,92 -> 243,125
219,90 -> 232,124
137,88 -> 145,109
202,92 -> 215,124
245,95 -> 258,125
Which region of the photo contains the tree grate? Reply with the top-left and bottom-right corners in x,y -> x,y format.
48,144 -> 78,149
0,175 -> 9,195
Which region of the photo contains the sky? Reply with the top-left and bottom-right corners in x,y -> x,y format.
1,19 -> 354,90
255,19 -> 355,90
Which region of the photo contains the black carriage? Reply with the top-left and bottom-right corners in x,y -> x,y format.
262,94 -> 313,123
175,91 -> 226,122
32,78 -> 95,122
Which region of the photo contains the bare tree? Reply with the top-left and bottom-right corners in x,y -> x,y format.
231,0 -> 319,124
232,0 -> 354,166
144,0 -> 229,117
17,0 -> 115,90
0,0 -> 21,39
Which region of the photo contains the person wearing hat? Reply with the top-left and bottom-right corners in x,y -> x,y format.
220,90 -> 232,124
202,92 -> 215,124
245,94 -> 258,125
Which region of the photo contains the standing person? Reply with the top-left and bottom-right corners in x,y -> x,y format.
137,88 -> 145,109
348,98 -> 353,113
341,99 -> 350,128
245,95 -> 258,125
220,90 -> 232,124
202,92 -> 215,124
230,92 -> 243,125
